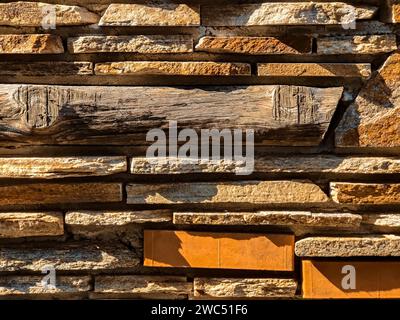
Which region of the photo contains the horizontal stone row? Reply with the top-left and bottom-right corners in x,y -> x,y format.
0,34 -> 397,55
1,156 -> 400,179
131,156 -> 400,174
0,2 -> 379,27
0,181 -> 396,206
0,275 -> 297,299
5,210 -> 400,239
6,231 -> 400,269
336,51 -> 400,148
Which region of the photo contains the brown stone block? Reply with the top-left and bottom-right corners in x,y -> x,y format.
144,230 -> 294,271
0,34 -> 64,54
303,260 -> 400,298
0,183 -> 122,206
0,212 -> 63,238
195,36 -> 312,55
95,61 -> 251,76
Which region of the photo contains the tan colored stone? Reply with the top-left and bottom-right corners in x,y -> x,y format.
0,34 -> 64,54
202,3 -> 376,26
0,276 -> 91,299
0,243 -> 140,271
295,235 -> 400,257
0,183 -> 122,206
93,276 -> 191,299
144,230 -> 295,271
194,278 -> 297,298
317,34 -> 397,54
131,156 -> 400,175
68,35 -> 193,54
0,157 -> 126,179
65,210 -> 172,226
382,0 -> 400,23
0,2 -> 99,26
99,3 -> 199,26
173,211 -> 361,228
336,52 -> 400,148
0,212 -> 63,238
127,181 -> 329,205
195,36 -> 312,55
331,182 -> 400,205
258,63 -> 371,78
0,62 -> 92,76
362,214 -> 400,232
95,61 -> 250,76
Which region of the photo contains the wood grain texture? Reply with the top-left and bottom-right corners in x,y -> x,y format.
0,84 -> 342,146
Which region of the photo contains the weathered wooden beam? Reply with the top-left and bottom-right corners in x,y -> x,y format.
0,84 -> 342,146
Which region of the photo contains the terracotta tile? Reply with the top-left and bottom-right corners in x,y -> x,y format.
303,260 -> 400,298
144,230 -> 294,271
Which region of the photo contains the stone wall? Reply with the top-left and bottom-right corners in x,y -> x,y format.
0,0 -> 399,300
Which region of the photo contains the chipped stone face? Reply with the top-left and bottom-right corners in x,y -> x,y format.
127,181 -> 329,205
99,3 -> 200,26
201,3 -> 375,26
0,243 -> 140,271
336,52 -> 400,148
173,211 -> 361,228
0,62 -> 93,76
0,157 -> 126,179
0,212 -> 63,238
131,156 -> 400,175
0,34 -> 64,54
68,35 -> 193,54
95,61 -> 251,76
0,276 -> 91,298
195,36 -> 312,55
331,182 -> 400,205
258,63 -> 371,78
65,210 -> 172,226
317,35 -> 397,54
295,235 -> 400,257
194,278 -> 297,298
93,276 -> 191,299
0,2 -> 99,26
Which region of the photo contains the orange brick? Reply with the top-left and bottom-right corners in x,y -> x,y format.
144,230 -> 294,271
303,260 -> 400,299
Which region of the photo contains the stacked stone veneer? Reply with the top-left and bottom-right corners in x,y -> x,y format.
0,0 -> 399,299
